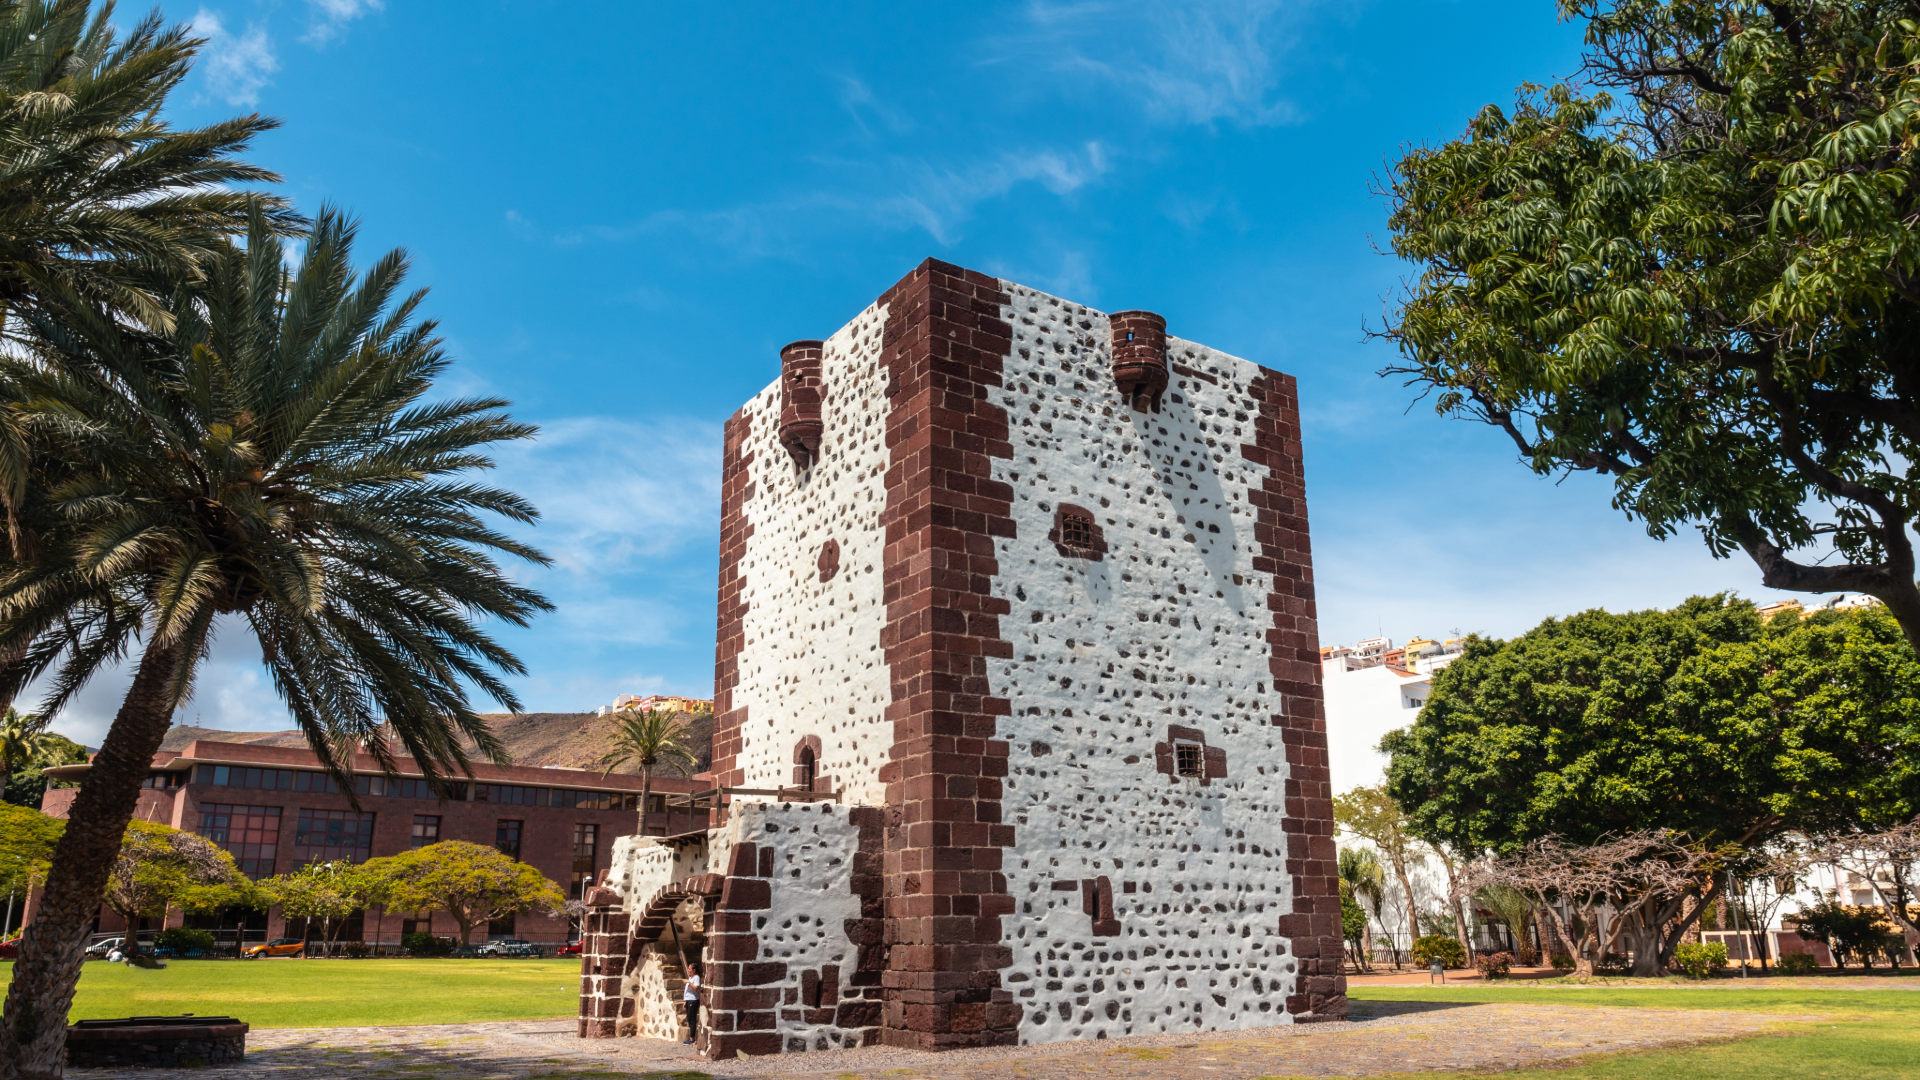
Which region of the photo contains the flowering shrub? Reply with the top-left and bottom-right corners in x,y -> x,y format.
1475,951 -> 1513,980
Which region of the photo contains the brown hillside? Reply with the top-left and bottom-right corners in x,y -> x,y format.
157,710 -> 714,778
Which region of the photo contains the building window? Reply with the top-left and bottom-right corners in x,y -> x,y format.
1174,742 -> 1203,778
473,783 -> 542,806
796,747 -> 816,793
570,823 -> 599,900
1049,503 -> 1107,560
197,804 -> 282,879
549,789 -> 640,811
496,819 -> 523,859
140,771 -> 185,790
487,913 -> 516,939
1061,513 -> 1094,549
293,808 -> 376,864
411,815 -> 440,848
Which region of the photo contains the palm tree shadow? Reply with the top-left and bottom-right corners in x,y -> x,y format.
1346,999 -> 1487,1020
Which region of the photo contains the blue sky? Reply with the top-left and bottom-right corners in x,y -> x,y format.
48,0 -> 1813,743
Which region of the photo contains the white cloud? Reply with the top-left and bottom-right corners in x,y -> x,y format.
303,0 -> 384,44
191,9 -> 278,106
490,415 -> 722,577
551,142 -> 1112,255
1014,0 -> 1321,126
871,143 -> 1111,243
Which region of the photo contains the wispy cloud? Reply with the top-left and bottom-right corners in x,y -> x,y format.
527,142 -> 1112,255
491,415 -> 723,578
836,75 -> 916,138
303,0 -> 384,44
191,9 -> 278,106
1013,0 -> 1322,126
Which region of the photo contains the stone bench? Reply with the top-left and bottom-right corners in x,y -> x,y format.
66,1015 -> 247,1069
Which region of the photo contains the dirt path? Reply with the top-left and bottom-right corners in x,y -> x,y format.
69,999 -> 1808,1079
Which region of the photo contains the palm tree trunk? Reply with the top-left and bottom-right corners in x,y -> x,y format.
1,637 -> 182,1080
640,765 -> 653,839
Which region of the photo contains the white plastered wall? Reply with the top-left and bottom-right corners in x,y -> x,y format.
727,303 -> 895,806
728,801 -> 867,1050
987,282 -> 1304,1042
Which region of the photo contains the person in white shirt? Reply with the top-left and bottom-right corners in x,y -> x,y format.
683,962 -> 701,1045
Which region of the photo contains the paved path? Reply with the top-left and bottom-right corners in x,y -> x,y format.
68,1000 -> 1803,1080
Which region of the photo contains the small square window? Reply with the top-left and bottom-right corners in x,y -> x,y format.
1174,742 -> 1203,778
1061,513 -> 1095,550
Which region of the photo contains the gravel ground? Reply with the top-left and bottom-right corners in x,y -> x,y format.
67,1000 -> 1807,1080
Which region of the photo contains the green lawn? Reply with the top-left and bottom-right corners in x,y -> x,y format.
1349,984 -> 1920,1080
0,958 -> 580,1029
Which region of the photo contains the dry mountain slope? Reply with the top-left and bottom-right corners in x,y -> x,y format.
157,710 -> 715,777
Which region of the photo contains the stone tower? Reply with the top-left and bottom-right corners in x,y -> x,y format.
580,258 -> 1344,1059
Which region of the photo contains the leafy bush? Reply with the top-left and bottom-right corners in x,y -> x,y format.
1776,953 -> 1820,976
1673,941 -> 1728,979
1549,953 -> 1574,971
341,941 -> 373,959
1474,951 -> 1513,980
402,932 -> 454,957
153,928 -> 215,954
1411,934 -> 1466,969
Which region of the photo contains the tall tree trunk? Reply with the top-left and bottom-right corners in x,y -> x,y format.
1428,842 -> 1472,962
639,761 -> 653,839
1390,855 -> 1417,969
1,638 -> 182,1080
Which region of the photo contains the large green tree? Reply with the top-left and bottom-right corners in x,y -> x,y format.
101,821 -> 251,939
364,841 -> 564,946
1382,0 -> 1920,652
0,207 -> 551,1078
1385,598 -> 1919,856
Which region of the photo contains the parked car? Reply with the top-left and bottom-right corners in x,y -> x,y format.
242,938 -> 306,958
475,938 -> 539,957
83,937 -> 126,959
0,937 -> 19,959
557,941 -> 581,957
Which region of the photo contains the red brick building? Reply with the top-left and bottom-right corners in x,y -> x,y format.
34,738 -> 709,948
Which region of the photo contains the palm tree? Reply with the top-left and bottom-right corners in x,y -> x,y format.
0,207 -> 551,1079
0,0 -> 296,336
1339,846 -> 1386,972
0,0 -> 296,722
0,706 -> 47,780
597,706 -> 700,839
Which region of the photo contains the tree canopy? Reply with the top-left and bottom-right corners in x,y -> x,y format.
364,841 -> 563,945
1384,597 -> 1920,853
0,804 -> 60,898
1381,0 -> 1920,651
102,820 -> 253,928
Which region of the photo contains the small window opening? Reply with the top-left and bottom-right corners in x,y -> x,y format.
1061,513 -> 1095,550
1174,742 -> 1203,778
797,746 -> 816,792
1126,331 -> 1135,342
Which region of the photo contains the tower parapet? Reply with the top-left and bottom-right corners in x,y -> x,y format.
1108,309 -> 1168,412
779,339 -> 825,469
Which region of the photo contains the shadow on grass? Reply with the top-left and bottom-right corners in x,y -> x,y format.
1345,998 -> 1486,1019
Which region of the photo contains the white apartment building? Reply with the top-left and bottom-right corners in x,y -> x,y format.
1321,638 -> 1443,794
